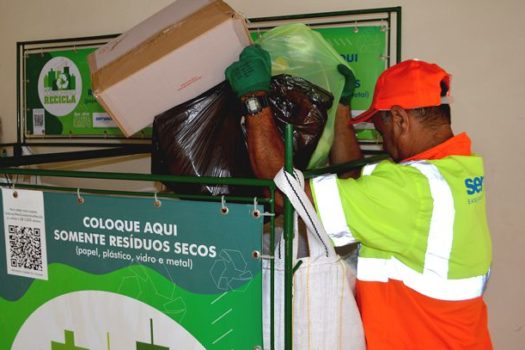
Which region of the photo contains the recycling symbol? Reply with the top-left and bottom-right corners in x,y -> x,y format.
56,73 -> 69,90
210,249 -> 253,291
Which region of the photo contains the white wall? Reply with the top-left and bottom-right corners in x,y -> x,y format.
1,0 -> 524,348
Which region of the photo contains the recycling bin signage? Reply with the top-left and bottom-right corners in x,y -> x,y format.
0,189 -> 263,349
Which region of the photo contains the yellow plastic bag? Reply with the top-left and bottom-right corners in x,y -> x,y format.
255,23 -> 352,169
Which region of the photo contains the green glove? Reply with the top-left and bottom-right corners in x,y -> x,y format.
225,45 -> 272,97
337,64 -> 356,106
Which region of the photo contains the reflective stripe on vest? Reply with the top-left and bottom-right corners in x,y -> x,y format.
407,161 -> 455,278
314,161 -> 488,300
312,174 -> 356,246
361,162 -> 378,176
312,162 -> 380,246
357,256 -> 489,300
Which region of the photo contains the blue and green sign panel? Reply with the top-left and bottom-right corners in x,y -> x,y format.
314,26 -> 386,114
0,189 -> 263,349
25,48 -> 151,138
316,26 -> 386,142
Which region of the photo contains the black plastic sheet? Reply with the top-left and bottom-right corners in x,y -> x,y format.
151,74 -> 333,195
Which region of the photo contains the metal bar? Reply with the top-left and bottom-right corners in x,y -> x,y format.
25,42 -> 113,53
150,318 -> 154,344
21,42 -> 26,148
16,42 -> 22,156
387,12 -> 393,66
270,187 -> 276,350
19,34 -> 118,47
396,7 -> 402,63
303,154 -> 389,178
23,134 -> 150,141
5,183 -> 273,205
0,167 -> 274,188
249,7 -> 402,23
292,260 -> 303,274
18,142 -> 149,147
0,146 -> 151,167
250,17 -> 390,31
283,124 -> 294,350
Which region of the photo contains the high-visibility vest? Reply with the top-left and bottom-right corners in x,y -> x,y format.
311,156 -> 492,300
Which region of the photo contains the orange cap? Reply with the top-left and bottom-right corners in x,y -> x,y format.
350,59 -> 451,124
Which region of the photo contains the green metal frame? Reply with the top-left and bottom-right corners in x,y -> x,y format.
283,126 -> 294,350
2,6 -> 402,349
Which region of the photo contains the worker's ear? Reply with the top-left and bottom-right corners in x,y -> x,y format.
390,106 -> 411,137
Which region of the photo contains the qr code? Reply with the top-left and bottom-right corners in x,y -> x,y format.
33,111 -> 44,127
8,225 -> 43,271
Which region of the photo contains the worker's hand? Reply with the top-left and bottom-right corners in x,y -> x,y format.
337,64 -> 356,106
225,45 -> 272,97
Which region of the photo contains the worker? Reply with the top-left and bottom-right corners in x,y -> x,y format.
225,45 -> 493,349
227,45 -> 363,259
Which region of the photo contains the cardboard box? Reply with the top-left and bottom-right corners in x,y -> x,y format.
88,0 -> 250,137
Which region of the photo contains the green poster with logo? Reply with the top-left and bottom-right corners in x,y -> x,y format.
315,26 -> 386,142
25,48 -> 151,138
0,189 -> 263,349
313,26 -> 386,113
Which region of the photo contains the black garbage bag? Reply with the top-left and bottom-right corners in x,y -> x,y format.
152,82 -> 250,196
264,74 -> 333,169
151,74 -> 333,196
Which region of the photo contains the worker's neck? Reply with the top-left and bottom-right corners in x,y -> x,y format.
404,125 -> 454,159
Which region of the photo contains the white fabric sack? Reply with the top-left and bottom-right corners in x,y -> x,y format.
263,169 -> 365,350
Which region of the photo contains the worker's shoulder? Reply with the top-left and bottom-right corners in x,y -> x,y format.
361,159 -> 426,178
355,159 -> 426,191
412,155 -> 485,179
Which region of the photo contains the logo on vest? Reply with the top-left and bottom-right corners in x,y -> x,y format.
465,176 -> 484,204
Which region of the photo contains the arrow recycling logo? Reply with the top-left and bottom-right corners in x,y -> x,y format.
38,56 -> 82,117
